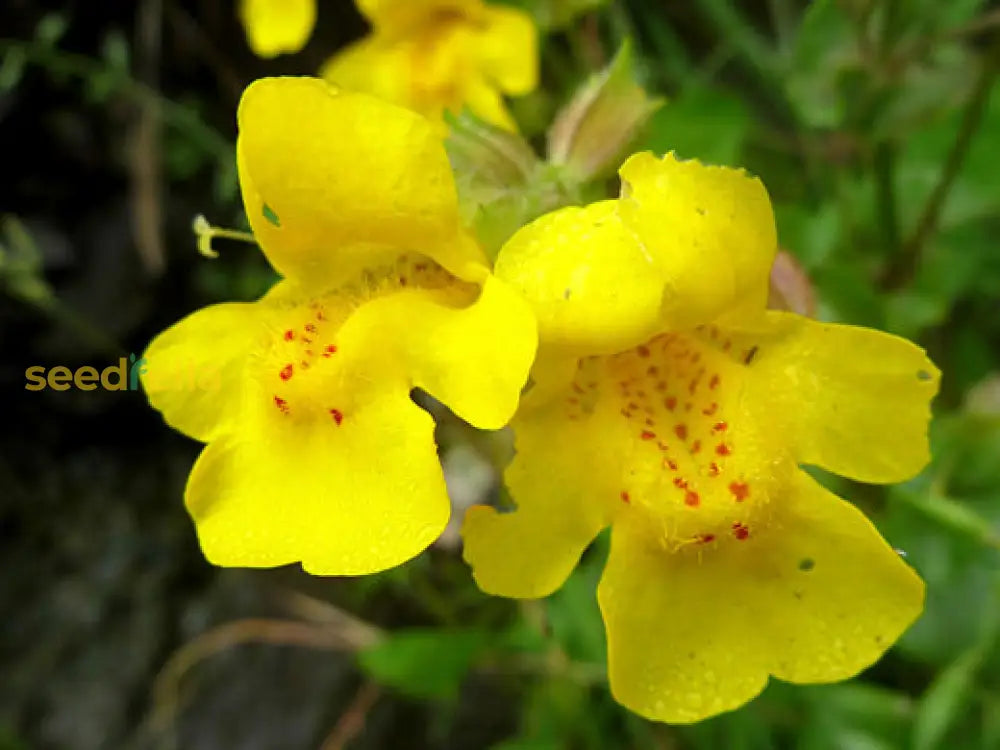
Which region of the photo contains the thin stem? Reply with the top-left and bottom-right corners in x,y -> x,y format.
873,141 -> 901,255
0,38 -> 232,162
885,44 -> 1000,288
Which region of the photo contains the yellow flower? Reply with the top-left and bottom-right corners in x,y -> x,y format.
240,0 -> 317,57
462,152 -> 940,723
142,77 -> 536,576
321,0 -> 538,131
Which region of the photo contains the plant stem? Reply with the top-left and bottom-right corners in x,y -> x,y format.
0,38 -> 232,162
885,44 -> 999,289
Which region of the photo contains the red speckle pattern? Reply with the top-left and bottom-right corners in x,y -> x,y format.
563,325 -> 763,548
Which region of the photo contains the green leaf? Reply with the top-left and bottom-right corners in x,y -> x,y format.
546,536 -> 607,664
912,637 -> 994,750
783,0 -> 858,128
641,85 -> 750,167
358,628 -> 489,699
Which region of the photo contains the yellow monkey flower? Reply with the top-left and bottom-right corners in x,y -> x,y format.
321,0 -> 538,131
240,0 -> 317,57
142,77 -> 536,576
463,152 -> 939,723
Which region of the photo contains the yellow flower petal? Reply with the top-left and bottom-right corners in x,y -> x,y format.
494,201 -> 665,353
475,5 -> 538,95
153,253 -> 534,575
357,0 -> 483,34
461,74 -> 519,131
462,388 -> 617,597
186,385 -> 449,575
598,470 -> 924,724
740,311 -> 940,483
617,152 -> 777,329
319,37 -> 410,106
341,275 -> 537,430
236,77 -> 485,286
142,301 -> 262,442
239,0 -> 316,58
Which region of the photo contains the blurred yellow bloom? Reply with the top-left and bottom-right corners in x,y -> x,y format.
463,152 -> 940,722
240,0 -> 317,57
322,0 -> 538,130
142,78 -> 536,576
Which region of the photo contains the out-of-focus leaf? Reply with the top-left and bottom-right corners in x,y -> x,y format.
101,30 -> 130,74
546,537 -> 606,664
34,12 -> 68,46
783,0 -> 858,128
505,0 -> 608,31
641,85 -> 749,166
894,80 -> 1000,233
358,628 -> 489,699
0,45 -> 26,93
912,631 -> 996,750
774,202 -> 840,271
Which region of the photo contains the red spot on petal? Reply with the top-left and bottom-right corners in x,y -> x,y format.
684,490 -> 700,507
305,323 -> 318,334
673,476 -> 688,489
283,330 -> 295,341
713,422 -> 728,432
666,459 -> 679,471
708,462 -> 720,477
732,523 -> 749,540
637,345 -> 650,357
674,424 -> 688,440
316,310 -> 325,321
716,443 -> 732,456
279,364 -> 293,381
702,402 -> 718,416
325,344 -> 337,354
620,490 -> 631,503
330,408 -> 344,425
640,430 -> 656,441
665,396 -> 677,411
691,440 -> 702,454
698,533 -> 715,544
709,374 -> 721,389
647,366 -> 658,376
273,396 -> 289,413
573,382 -> 585,394
729,482 -> 750,502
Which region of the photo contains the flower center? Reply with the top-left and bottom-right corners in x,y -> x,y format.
256,254 -> 470,427
566,326 -> 789,549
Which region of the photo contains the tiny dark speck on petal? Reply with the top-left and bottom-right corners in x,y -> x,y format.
696,207 -> 706,216
564,288 -> 572,300
798,557 -> 815,572
744,346 -> 759,365
917,369 -> 932,381
793,591 -> 804,600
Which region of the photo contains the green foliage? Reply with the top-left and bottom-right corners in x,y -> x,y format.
359,628 -> 491,699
